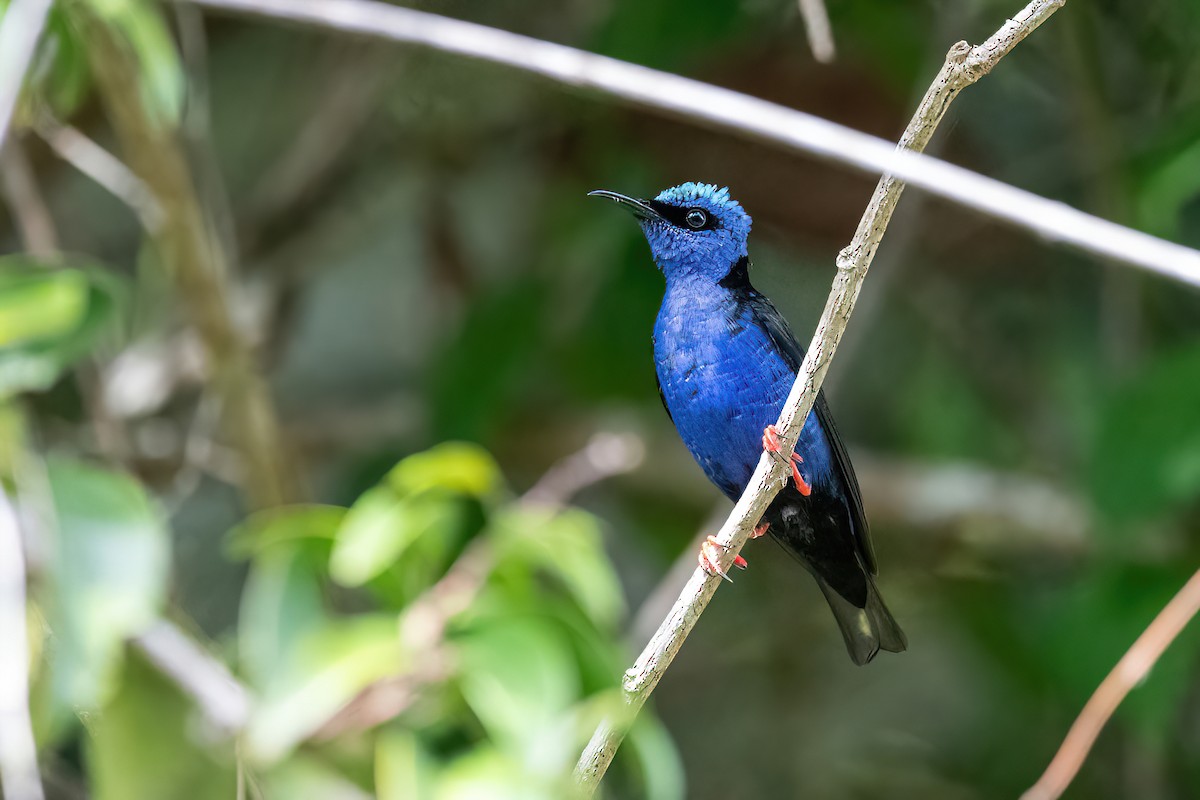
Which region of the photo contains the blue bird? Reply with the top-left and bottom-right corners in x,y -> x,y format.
591,182 -> 905,665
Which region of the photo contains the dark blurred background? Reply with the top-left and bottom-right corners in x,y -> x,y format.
3,0 -> 1200,798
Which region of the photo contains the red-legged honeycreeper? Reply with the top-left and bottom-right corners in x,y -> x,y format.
590,182 -> 905,665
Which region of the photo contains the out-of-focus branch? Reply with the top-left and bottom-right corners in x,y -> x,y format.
854,454 -> 1088,553
797,0 -> 836,63
178,0 -> 1200,288
75,6 -> 296,510
0,0 -> 53,152
1,139 -> 59,258
132,621 -> 252,736
522,432 -> 645,508
0,489 -> 45,800
1022,568 -> 1200,800
34,118 -> 164,232
575,1 -> 1067,791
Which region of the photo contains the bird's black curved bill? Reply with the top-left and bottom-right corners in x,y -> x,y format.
587,190 -> 666,222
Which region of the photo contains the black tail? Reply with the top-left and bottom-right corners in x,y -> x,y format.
813,573 -> 906,666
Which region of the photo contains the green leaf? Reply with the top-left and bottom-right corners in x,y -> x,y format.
1137,138 -> 1200,239
456,615 -> 579,758
28,5 -> 92,119
262,755 -> 376,799
43,458 -> 169,714
1090,344 -> 1200,524
376,729 -> 437,800
225,504 -> 345,559
0,260 -> 124,397
331,488 -> 461,588
85,652 -> 236,800
237,546 -> 328,690
87,0 -> 184,126
245,614 -> 406,763
435,745 -> 561,800
625,714 -> 686,800
386,441 -> 504,500
0,267 -> 88,347
493,507 -> 625,629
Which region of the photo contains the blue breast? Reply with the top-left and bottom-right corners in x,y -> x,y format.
653,277 -> 836,500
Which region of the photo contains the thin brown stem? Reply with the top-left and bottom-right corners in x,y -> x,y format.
1021,568 -> 1200,800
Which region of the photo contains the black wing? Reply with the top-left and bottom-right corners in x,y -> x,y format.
652,338 -> 673,423
744,289 -> 877,575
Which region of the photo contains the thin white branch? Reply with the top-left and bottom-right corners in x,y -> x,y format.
132,621 -> 252,737
0,491 -> 45,800
1021,567 -> 1200,800
797,0 -> 836,63
34,119 -> 165,232
0,0 -> 53,152
178,0 -> 1200,288
574,1 -> 1068,791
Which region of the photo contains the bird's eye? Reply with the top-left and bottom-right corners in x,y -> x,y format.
685,209 -> 707,229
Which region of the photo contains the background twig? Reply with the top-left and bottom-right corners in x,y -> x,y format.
1021,568 -> 1200,800
521,432 -> 645,509
34,118 -> 164,232
573,0 -> 1067,790
797,0 -> 836,63
132,621 -> 253,737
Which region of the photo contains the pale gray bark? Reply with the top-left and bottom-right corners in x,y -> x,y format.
575,1 -> 1069,791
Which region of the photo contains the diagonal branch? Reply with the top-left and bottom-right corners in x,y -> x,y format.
574,0 -> 1067,791
1021,567 -> 1200,800
797,0 -> 836,63
132,621 -> 253,737
176,0 -> 1200,287
34,118 -> 165,232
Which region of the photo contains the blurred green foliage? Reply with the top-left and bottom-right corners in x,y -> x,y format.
1,0 -> 1200,798
0,259 -> 122,396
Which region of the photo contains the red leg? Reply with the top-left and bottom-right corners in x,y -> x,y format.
762,425 -> 812,497
699,535 -> 747,582
762,424 -> 783,453
751,522 -> 770,539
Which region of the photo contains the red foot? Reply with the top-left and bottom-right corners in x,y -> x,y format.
752,522 -> 770,539
699,535 -> 747,582
762,425 -> 812,497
